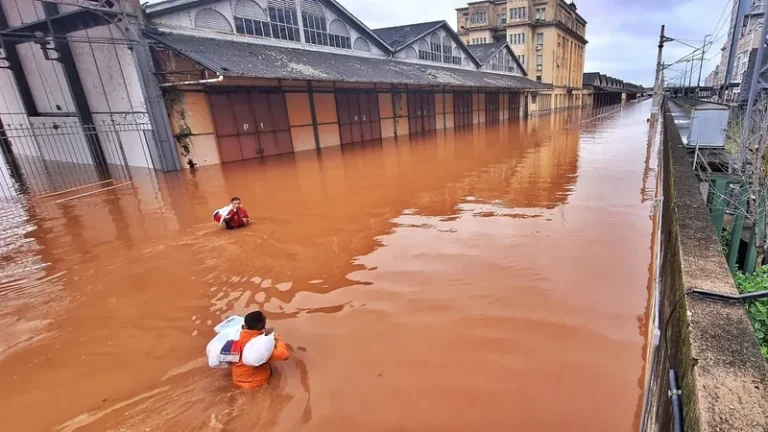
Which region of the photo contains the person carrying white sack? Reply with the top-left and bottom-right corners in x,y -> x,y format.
210,311 -> 290,389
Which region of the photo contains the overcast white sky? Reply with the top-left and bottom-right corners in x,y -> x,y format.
146,0 -> 734,86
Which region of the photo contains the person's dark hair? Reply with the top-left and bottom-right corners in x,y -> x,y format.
244,311 -> 266,330
231,197 -> 241,203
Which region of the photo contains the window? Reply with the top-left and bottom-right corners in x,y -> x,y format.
510,33 -> 525,45
536,54 -> 543,67
510,7 -> 526,20
301,0 -> 351,50
235,16 -> 271,37
419,37 -> 442,62
267,6 -> 300,41
518,54 -> 525,66
536,75 -> 542,82
536,32 -> 544,46
470,11 -> 487,24
535,7 -> 546,21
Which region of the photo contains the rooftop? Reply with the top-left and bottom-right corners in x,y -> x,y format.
372,21 -> 444,51
149,31 -> 548,90
466,42 -> 506,64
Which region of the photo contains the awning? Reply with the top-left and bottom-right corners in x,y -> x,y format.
148,31 -> 550,91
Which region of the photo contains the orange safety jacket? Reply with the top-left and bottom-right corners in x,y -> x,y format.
231,329 -> 290,389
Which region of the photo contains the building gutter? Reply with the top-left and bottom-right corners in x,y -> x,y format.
159,74 -> 224,87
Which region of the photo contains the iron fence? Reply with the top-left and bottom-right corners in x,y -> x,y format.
0,116 -> 156,200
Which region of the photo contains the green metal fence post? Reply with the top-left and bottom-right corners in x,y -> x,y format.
745,195 -> 767,274
710,177 -> 728,237
728,185 -> 748,272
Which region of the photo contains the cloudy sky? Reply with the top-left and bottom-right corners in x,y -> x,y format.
148,0 -> 733,86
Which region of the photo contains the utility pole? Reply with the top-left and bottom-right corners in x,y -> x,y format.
688,58 -> 694,92
652,25 -> 667,111
697,34 -> 710,89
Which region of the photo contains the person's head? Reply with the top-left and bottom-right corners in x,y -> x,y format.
231,197 -> 242,209
244,311 -> 266,331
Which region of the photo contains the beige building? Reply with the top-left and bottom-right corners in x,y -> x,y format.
457,0 -> 588,110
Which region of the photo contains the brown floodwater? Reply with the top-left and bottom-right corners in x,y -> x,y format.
0,100 -> 658,432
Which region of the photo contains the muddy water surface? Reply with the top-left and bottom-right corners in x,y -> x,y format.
0,101 -> 657,431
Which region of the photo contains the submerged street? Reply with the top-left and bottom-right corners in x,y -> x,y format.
0,100 -> 657,431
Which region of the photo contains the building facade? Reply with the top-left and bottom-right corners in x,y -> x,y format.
457,0 -> 588,111
715,0 -> 765,102
140,0 -> 547,169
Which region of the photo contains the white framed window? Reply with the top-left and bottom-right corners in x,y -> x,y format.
262,2 -> 300,42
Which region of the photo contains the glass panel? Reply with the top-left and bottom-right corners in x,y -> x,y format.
235,17 -> 245,34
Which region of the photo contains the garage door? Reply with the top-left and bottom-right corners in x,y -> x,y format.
336,91 -> 382,145
209,91 -> 293,163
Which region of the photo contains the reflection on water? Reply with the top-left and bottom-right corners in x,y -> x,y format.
0,102 -> 656,431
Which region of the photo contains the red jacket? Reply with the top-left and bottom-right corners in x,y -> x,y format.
214,207 -> 249,229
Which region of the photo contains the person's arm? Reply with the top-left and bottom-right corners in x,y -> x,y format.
241,208 -> 250,224
222,209 -> 236,221
269,333 -> 290,362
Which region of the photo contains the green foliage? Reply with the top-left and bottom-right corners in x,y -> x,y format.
734,267 -> 768,361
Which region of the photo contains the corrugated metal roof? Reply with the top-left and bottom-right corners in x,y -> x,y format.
371,21 -> 443,51
466,42 -> 506,65
149,31 -> 549,90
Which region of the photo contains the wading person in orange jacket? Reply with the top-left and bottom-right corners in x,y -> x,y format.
232,311 -> 290,389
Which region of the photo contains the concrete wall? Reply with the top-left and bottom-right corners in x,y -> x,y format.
646,104 -> 768,432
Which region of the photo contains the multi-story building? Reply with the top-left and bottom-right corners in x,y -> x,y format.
457,0 -> 588,110
715,0 -> 765,102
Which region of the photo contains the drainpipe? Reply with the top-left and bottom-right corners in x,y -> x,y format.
159,75 -> 224,87
669,369 -> 684,432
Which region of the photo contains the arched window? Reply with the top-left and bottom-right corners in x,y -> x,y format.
234,0 -> 269,37
233,0 -> 299,40
450,46 -> 462,65
301,0 -> 351,49
195,8 -> 233,33
353,37 -> 371,52
441,36 -> 452,63
405,47 -> 418,59
418,36 -> 441,62
328,20 -> 351,49
462,56 -> 470,66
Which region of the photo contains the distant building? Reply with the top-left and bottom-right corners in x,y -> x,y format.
716,0 -> 765,102
705,65 -> 720,88
456,0 -> 588,109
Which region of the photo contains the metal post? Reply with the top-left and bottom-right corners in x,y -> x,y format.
688,59 -> 694,92
697,35 -> 710,88
653,25 -> 666,110
729,185 -> 748,272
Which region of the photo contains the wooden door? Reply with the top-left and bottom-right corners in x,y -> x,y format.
249,91 -> 294,157
336,91 -> 382,145
509,92 -> 521,121
337,92 -> 353,145
368,93 -> 381,140
408,92 -> 436,135
453,91 -> 473,128
486,92 -> 499,124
